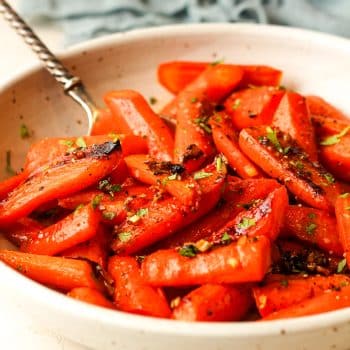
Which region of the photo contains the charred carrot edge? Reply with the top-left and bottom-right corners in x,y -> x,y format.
67,287 -> 114,309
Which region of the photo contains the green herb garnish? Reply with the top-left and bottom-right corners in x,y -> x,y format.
307,212 -> 316,219
75,137 -> 87,148
337,258 -> 347,273
306,223 -> 317,235
91,194 -> 103,209
191,97 -> 198,103
128,208 -> 148,223
193,171 -> 213,180
102,211 -> 116,220
237,217 -> 256,230
98,179 -> 121,197
232,99 -> 241,110
178,244 -> 198,258
194,116 -> 212,134
221,232 -> 232,244
20,124 -> 30,139
266,127 -> 283,153
320,126 -> 350,146
210,58 -> 224,66
280,279 -> 289,287
118,231 -> 132,243
323,173 -> 335,184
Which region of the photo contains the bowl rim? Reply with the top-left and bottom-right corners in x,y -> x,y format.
1,22 -> 350,337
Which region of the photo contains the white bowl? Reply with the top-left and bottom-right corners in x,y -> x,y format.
1,23 -> 350,350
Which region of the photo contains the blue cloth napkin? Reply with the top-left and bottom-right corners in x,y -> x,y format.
20,0 -> 350,46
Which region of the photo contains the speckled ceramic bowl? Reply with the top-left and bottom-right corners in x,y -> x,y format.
1,24 -> 350,350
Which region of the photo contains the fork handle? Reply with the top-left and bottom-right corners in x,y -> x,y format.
0,0 -> 80,91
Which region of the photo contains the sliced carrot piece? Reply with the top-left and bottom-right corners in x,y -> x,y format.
312,114 -> 349,137
104,90 -> 174,161
90,108 -> 120,135
67,287 -> 114,309
307,95 -> 349,121
224,86 -> 285,130
273,92 -> 317,160
172,284 -> 252,321
335,195 -> 350,268
0,172 -> 27,200
142,235 -> 271,286
281,205 -> 343,256
0,250 -> 103,291
239,65 -> 282,87
108,256 -> 171,318
239,126 -> 339,211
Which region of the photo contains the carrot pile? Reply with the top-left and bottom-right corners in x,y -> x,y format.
1,60 -> 350,322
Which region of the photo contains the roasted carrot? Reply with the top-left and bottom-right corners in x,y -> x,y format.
67,287 -> 114,309
0,250 -> 103,291
108,256 -> 171,318
104,90 -> 174,161
335,195 -> 350,268
90,108 -> 120,135
142,235 -> 271,286
239,126 -> 339,211
272,92 -> 317,160
112,161 -> 225,255
312,114 -> 349,137
253,274 -> 350,317
281,205 -> 343,256
124,154 -> 199,206
0,172 -> 27,200
172,284 -> 252,321
224,86 -> 285,130
0,142 -> 122,227
157,61 -> 281,94
21,205 -> 100,256
211,186 -> 288,242
307,95 -> 349,121
262,284 -> 350,320
210,112 -> 262,178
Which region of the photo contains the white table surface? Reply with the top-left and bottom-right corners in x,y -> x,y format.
0,1 -> 89,348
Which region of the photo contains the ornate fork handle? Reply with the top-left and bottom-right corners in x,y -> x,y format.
0,0 -> 80,91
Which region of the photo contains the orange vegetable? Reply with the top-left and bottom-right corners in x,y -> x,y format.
172,284 -> 252,321
307,95 -> 349,121
0,172 -> 27,200
108,256 -> 171,318
281,205 -> 343,256
273,92 -> 317,160
67,287 -> 115,309
0,250 -> 103,291
239,126 -> 339,211
104,90 -> 174,161
90,108 -> 120,135
335,195 -> 350,268
142,235 -> 271,286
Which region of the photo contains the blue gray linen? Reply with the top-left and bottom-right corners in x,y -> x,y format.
20,0 -> 350,45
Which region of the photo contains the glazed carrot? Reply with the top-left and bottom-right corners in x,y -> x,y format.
253,274 -> 350,317
0,142 -> 122,227
281,205 -> 343,256
90,108 -> 120,135
108,256 -> 171,318
0,250 -> 103,291
67,287 -> 114,309
272,92 -> 318,160
224,86 -> 285,130
174,91 -> 216,172
262,284 -> 350,320
172,284 -> 252,321
239,126 -> 339,211
157,178 -> 281,249
307,95 -> 349,121
21,205 -> 100,256
210,112 -> 262,178
161,64 -> 244,121
0,172 -> 27,200
61,226 -> 109,268
104,90 -> 174,161
312,114 -> 349,137
142,235 -> 271,286
157,61 -> 281,94
211,186 -> 288,242
335,195 -> 350,268
58,190 -> 106,210
124,154 -> 200,206
320,134 -> 350,182
112,162 -> 226,255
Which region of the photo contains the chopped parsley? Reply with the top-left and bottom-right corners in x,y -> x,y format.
306,223 -> 317,235
210,58 -> 224,66
178,244 -> 198,258
232,99 -> 241,110
193,170 -> 213,180
149,96 -> 157,105
128,208 -> 148,223
91,194 -> 103,209
215,156 -> 226,173
161,173 -> 179,185
323,173 -> 335,184
221,232 -> 232,244
98,179 -> 121,197
237,199 -> 260,210
59,139 -> 74,148
75,137 -> 87,148
290,160 -> 304,170
194,116 -> 211,134
337,258 -> 347,273
5,150 -> 15,175
266,127 -> 283,153
102,211 -> 116,220
320,126 -> 350,146
20,124 -> 30,139
237,217 -> 256,230
307,212 -> 316,220
118,231 -> 132,243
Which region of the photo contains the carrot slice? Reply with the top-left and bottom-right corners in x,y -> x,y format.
90,108 -> 120,135
0,172 -> 27,200
124,154 -> 199,206
21,205 -> 100,256
141,235 -> 271,286
112,161 -> 226,255
224,86 -> 285,130
0,250 -> 103,291
253,274 -> 350,317
0,142 -> 122,227
281,205 -> 343,256
210,112 -> 262,178
307,95 -> 349,121
108,256 -> 171,318
104,90 -> 174,161
273,92 -> 317,160
67,287 -> 114,309
239,126 -> 339,211
172,284 -> 252,321
335,195 -> 350,268
262,284 -> 350,320
211,186 -> 288,242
